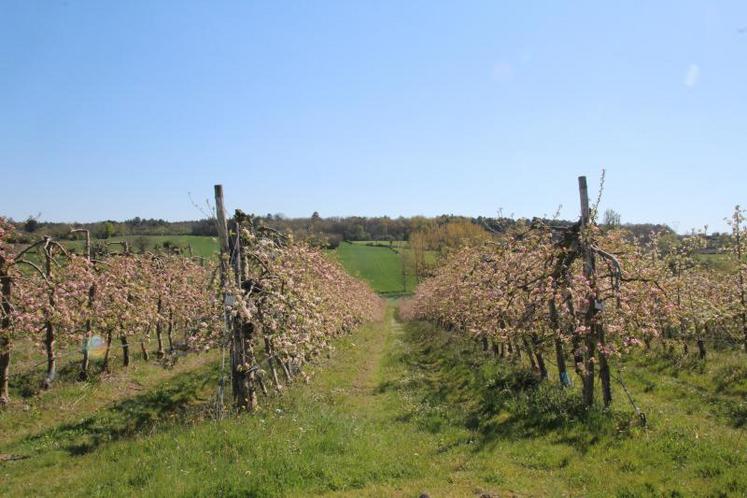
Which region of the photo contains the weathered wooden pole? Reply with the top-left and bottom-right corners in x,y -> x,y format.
578,176 -> 612,407
231,221 -> 257,410
214,185 -> 255,411
215,185 -> 239,400
578,177 -> 596,407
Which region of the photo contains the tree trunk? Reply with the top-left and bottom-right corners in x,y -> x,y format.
281,357 -> 293,383
697,338 -> 706,360
599,345 -> 612,408
42,321 -> 56,390
511,339 -> 521,361
582,334 -> 596,407
42,245 -> 56,390
79,283 -> 95,380
1,262 -> 12,405
167,310 -> 174,353
531,334 -> 548,380
549,297 -> 571,386
697,324 -> 707,360
572,332 -> 584,378
535,349 -> 548,380
264,336 -> 282,391
244,323 -> 258,410
140,340 -> 149,361
102,330 -> 113,372
80,336 -> 90,380
257,373 -> 268,397
735,214 -> 747,352
523,337 -> 537,371
0,338 -> 9,406
120,335 -> 129,367
555,337 -> 571,386
156,298 -> 165,359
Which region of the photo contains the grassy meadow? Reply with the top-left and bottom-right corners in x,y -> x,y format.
2,304 -> 746,497
333,241 -> 438,295
334,242 -> 413,295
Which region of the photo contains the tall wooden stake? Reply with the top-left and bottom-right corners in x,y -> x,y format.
215,185 -> 255,411
578,176 -> 612,407
578,177 -> 598,408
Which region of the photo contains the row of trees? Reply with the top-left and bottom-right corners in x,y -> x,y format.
9,217 -> 213,242
1,206 -> 383,409
213,199 -> 383,411
401,178 -> 747,409
0,219 -> 221,404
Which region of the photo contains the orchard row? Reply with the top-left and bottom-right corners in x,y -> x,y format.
0,216 -> 382,408
402,185 -> 747,409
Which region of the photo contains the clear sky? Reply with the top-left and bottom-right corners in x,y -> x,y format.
1,1 -> 745,232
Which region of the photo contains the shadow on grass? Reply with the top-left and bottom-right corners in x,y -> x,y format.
9,356 -> 101,399
10,349 -> 193,400
627,351 -> 747,429
19,364 -> 219,456
379,320 -> 632,454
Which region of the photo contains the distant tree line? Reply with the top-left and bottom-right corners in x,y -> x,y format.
6,211 -> 689,250
8,217 -> 218,243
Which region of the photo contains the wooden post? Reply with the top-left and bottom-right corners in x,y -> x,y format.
215,185 -> 255,411
579,177 -> 596,406
214,185 -> 234,395
578,176 -> 611,407
232,221 -> 257,410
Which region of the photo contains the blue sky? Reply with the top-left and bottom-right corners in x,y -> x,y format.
1,1 -> 746,232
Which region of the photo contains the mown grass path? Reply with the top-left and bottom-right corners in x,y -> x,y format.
2,303 -> 746,497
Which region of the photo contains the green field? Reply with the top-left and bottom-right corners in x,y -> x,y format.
334,241 -> 415,295
2,304 -> 746,497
